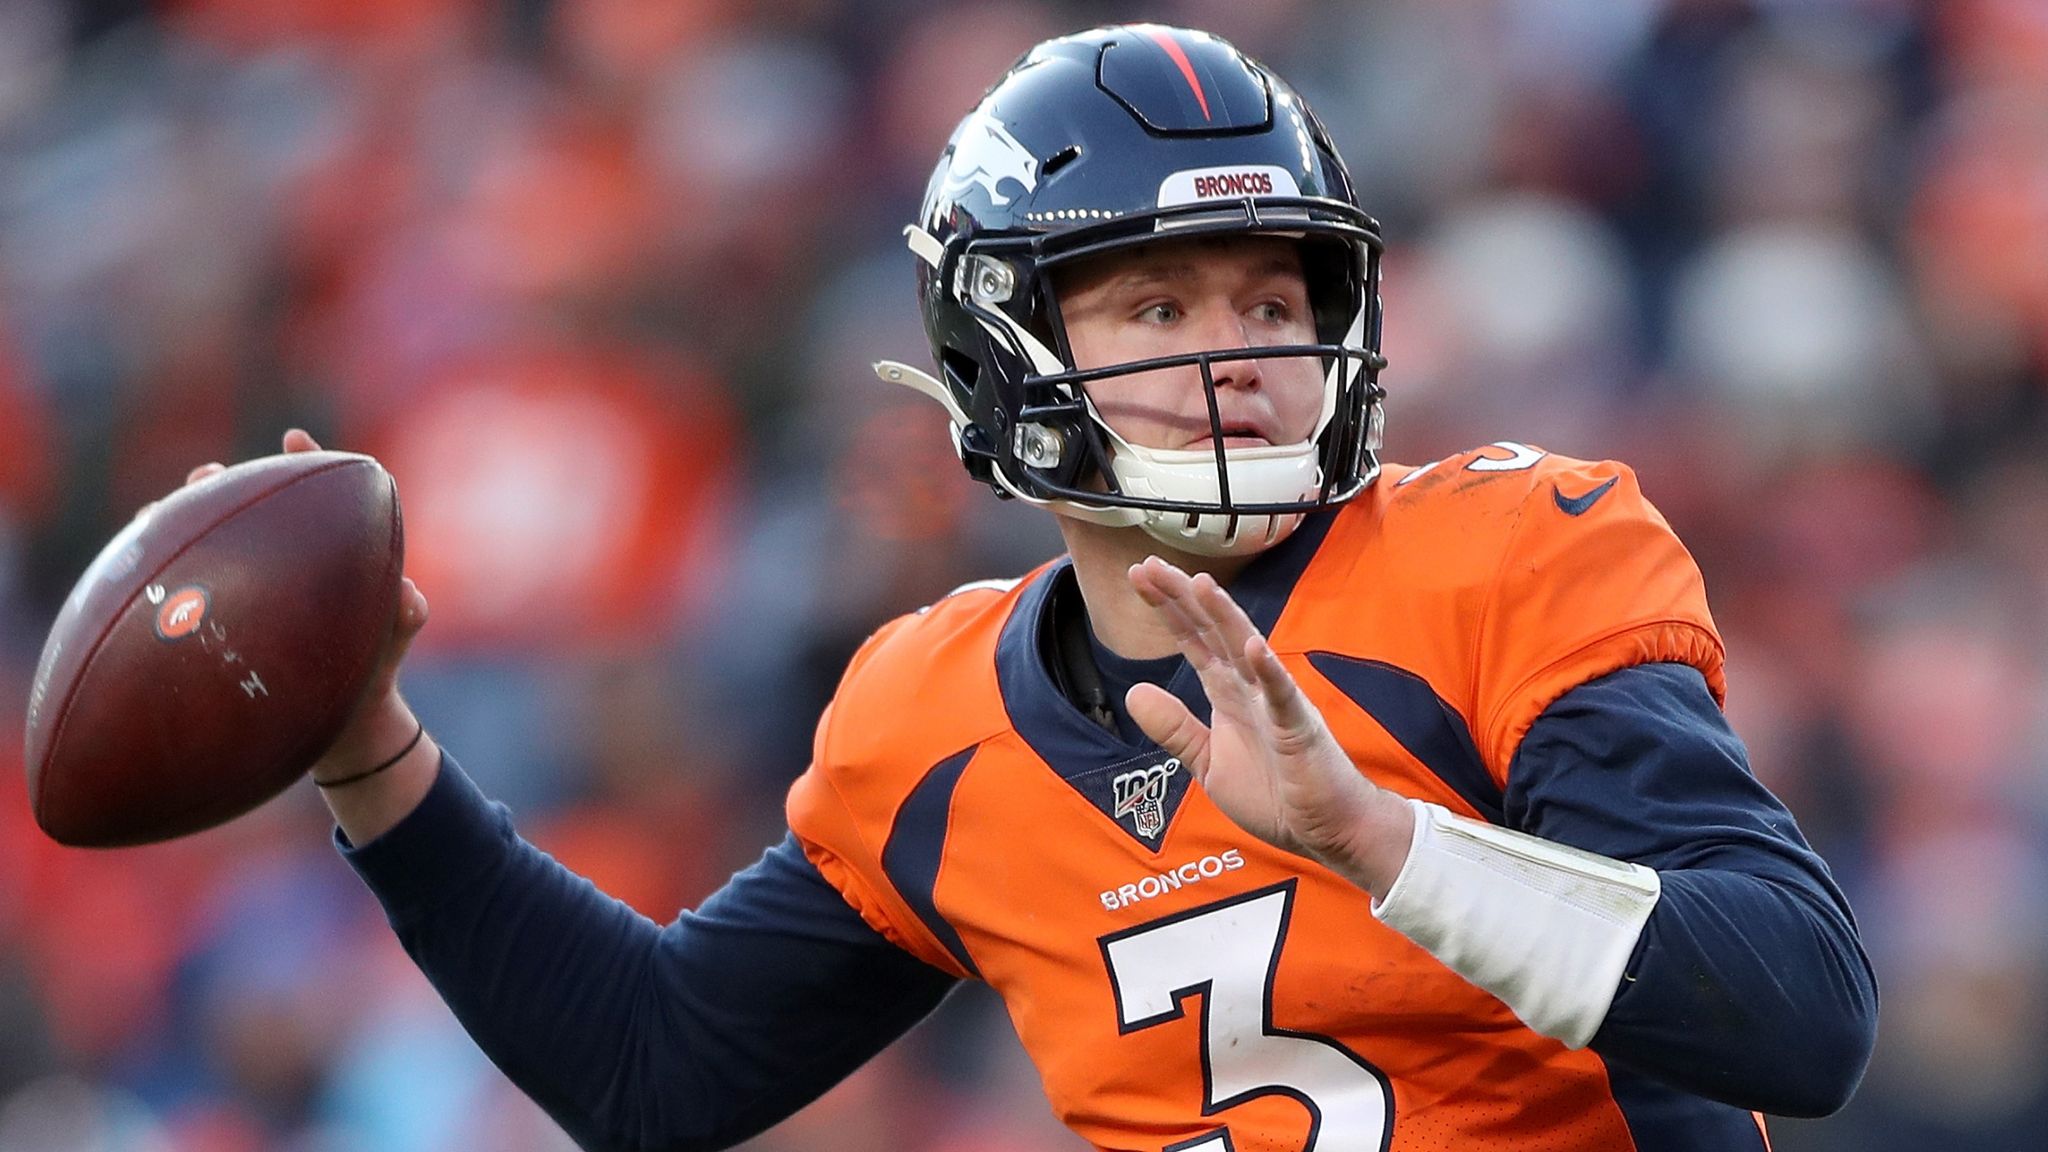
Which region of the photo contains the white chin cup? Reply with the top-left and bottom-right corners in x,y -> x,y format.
1109,441 -> 1320,557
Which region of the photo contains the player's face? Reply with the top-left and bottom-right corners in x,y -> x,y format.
1055,236 -> 1324,453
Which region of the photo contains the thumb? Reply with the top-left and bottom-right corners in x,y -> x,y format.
385,577 -> 429,668
366,578 -> 429,696
1127,684 -> 1210,781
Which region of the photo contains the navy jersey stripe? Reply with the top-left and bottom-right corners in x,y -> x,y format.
996,562 -> 1211,770
994,513 -> 1339,846
1304,652 -> 1504,824
881,746 -> 983,978
996,509 -> 1339,779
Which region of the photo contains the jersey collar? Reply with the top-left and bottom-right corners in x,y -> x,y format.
992,509 -> 1340,847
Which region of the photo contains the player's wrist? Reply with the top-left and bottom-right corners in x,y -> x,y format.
311,693 -> 425,787
314,719 -> 425,788
1310,783 -> 1417,898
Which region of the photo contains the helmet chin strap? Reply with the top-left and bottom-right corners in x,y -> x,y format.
874,360 -> 970,425
904,224 -> 946,270
1097,417 -> 1320,557
1142,511 -> 1306,557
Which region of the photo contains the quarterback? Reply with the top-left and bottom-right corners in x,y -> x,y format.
227,24 -> 1877,1152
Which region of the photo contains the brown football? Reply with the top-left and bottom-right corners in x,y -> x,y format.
23,451 -> 404,846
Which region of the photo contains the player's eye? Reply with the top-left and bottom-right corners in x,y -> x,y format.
1249,300 -> 1289,324
1137,301 -> 1182,325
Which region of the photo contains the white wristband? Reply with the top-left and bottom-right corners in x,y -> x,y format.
1372,799 -> 1660,1048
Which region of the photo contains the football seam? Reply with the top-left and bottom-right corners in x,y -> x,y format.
31,455 -> 378,833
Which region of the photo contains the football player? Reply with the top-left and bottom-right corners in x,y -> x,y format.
237,23 -> 1877,1152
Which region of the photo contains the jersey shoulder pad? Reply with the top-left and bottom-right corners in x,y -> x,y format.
1352,443 -> 1594,599
783,569 -> 1037,976
1360,444 -> 1725,779
1462,449 -> 1725,776
1373,444 -> 1668,572
823,572 -> 1030,776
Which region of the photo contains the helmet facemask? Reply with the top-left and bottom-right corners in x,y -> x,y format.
948,204 -> 1388,556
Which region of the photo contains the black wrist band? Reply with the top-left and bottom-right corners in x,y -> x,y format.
315,719 -> 426,789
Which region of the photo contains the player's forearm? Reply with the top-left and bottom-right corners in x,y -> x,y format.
335,756 -> 955,1152
336,753 -> 737,1150
1504,662 -> 1878,1115
1370,798 -> 1665,1050
1370,796 -> 1875,1117
1593,866 -> 1876,1116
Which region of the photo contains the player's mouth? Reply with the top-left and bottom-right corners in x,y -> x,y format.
1190,423 -> 1273,450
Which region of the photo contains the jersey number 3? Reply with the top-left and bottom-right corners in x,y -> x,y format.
1100,880 -> 1394,1151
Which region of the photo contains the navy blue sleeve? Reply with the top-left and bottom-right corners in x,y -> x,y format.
1505,663 -> 1878,1118
336,753 -> 959,1152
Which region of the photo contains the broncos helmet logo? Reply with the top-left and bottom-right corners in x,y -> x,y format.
940,109 -> 1039,207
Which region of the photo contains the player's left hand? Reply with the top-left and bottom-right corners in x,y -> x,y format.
1125,557 -> 1415,895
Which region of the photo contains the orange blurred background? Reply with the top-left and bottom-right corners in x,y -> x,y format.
2,1 -> 2046,1148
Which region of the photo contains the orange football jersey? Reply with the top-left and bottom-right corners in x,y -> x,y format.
787,445 -> 1754,1152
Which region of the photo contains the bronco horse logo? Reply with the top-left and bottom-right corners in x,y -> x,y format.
941,110 -> 1039,207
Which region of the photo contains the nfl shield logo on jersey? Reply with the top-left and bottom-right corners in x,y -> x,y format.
1111,758 -> 1181,839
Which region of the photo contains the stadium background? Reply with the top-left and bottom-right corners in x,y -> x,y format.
1,0 -> 2044,1148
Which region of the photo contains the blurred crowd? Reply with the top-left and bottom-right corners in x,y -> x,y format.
1,0 -> 2045,1148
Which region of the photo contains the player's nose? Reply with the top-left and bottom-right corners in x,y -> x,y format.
1190,300 -> 1264,392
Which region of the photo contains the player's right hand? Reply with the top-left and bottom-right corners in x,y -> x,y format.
183,430 -> 431,787
1125,556 -> 1416,897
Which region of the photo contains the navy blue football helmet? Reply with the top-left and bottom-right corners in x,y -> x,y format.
878,24 -> 1387,555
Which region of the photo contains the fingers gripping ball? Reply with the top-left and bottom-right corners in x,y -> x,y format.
24,452 -> 404,846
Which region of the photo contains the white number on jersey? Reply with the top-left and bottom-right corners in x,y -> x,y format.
1396,440 -> 1549,485
1100,881 -> 1394,1151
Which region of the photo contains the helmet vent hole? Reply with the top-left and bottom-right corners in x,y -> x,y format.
1043,146 -> 1082,178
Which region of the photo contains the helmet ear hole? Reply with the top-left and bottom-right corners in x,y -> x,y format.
937,344 -> 983,416
940,347 -> 980,397
940,348 -> 1004,489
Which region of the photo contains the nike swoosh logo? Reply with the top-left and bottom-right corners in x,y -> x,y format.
1553,477 -> 1619,516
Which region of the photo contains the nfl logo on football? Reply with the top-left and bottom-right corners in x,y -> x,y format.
1111,758 -> 1180,839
